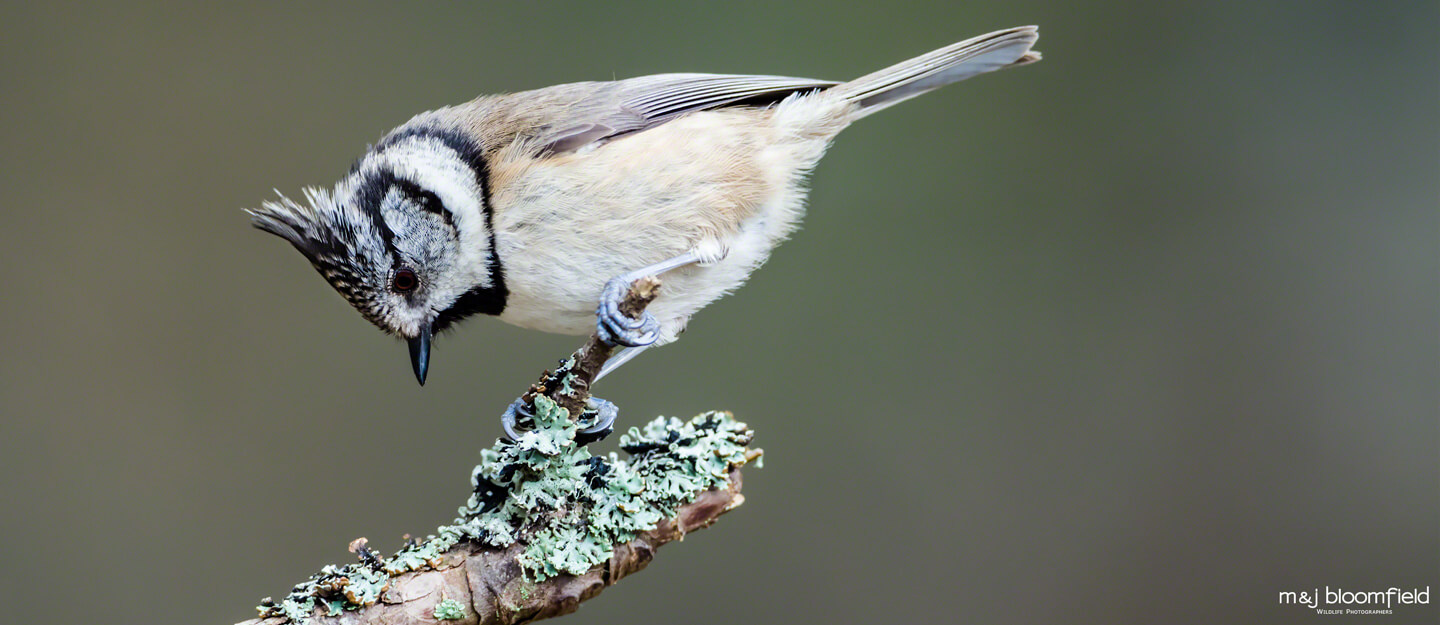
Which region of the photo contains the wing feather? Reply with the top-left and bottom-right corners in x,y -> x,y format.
534,73 -> 838,154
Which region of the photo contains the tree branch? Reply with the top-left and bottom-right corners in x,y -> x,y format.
240,465 -> 752,625
523,275 -> 660,421
237,276 -> 759,625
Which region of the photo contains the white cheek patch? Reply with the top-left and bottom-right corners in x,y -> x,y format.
351,137 -> 496,293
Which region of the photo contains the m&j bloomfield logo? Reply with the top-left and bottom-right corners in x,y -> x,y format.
1278,586 -> 1430,615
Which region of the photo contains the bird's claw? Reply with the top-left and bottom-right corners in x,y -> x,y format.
596,277 -> 660,347
501,396 -> 618,445
575,397 -> 618,445
500,397 -> 534,442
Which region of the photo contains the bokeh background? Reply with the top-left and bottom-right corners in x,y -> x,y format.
1,2 -> 1435,624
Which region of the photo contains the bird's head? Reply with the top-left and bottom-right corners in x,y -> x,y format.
248,128 -> 505,385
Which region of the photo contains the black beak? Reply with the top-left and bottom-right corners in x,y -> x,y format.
408,322 -> 432,386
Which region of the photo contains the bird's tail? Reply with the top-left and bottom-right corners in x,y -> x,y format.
830,26 -> 1040,118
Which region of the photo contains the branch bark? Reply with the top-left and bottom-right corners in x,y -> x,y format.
237,276 -> 756,625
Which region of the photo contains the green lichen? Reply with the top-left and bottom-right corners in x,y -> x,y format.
256,397 -> 757,624
433,598 -> 466,620
466,397 -> 754,579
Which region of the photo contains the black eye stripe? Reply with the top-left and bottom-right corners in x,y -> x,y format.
392,179 -> 454,228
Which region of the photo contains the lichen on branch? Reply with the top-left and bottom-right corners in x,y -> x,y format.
253,407 -> 756,624
242,276 -> 759,625
471,399 -> 755,579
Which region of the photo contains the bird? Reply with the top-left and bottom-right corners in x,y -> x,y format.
249,26 -> 1041,394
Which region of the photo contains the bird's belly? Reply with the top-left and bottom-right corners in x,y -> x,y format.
496,187 -> 807,340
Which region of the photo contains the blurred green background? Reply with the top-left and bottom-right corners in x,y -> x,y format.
0,2 -> 1435,624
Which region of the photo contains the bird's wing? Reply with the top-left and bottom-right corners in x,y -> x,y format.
531,73 -> 840,154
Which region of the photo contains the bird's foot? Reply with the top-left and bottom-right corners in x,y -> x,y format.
575,397 -> 618,445
595,276 -> 660,347
501,396 -> 617,445
500,397 -> 532,441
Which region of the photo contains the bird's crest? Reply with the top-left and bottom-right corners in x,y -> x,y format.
248,188 -> 392,323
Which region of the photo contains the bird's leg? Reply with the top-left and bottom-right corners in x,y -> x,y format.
502,262 -> 683,444
595,251 -> 701,347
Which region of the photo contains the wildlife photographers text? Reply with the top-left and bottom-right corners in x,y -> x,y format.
1278,586 -> 1430,615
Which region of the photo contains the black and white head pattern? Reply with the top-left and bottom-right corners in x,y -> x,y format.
249,127 -> 506,339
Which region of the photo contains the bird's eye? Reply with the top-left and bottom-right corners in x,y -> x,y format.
392,268 -> 419,293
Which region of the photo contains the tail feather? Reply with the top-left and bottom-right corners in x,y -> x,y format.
831,26 -> 1040,117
